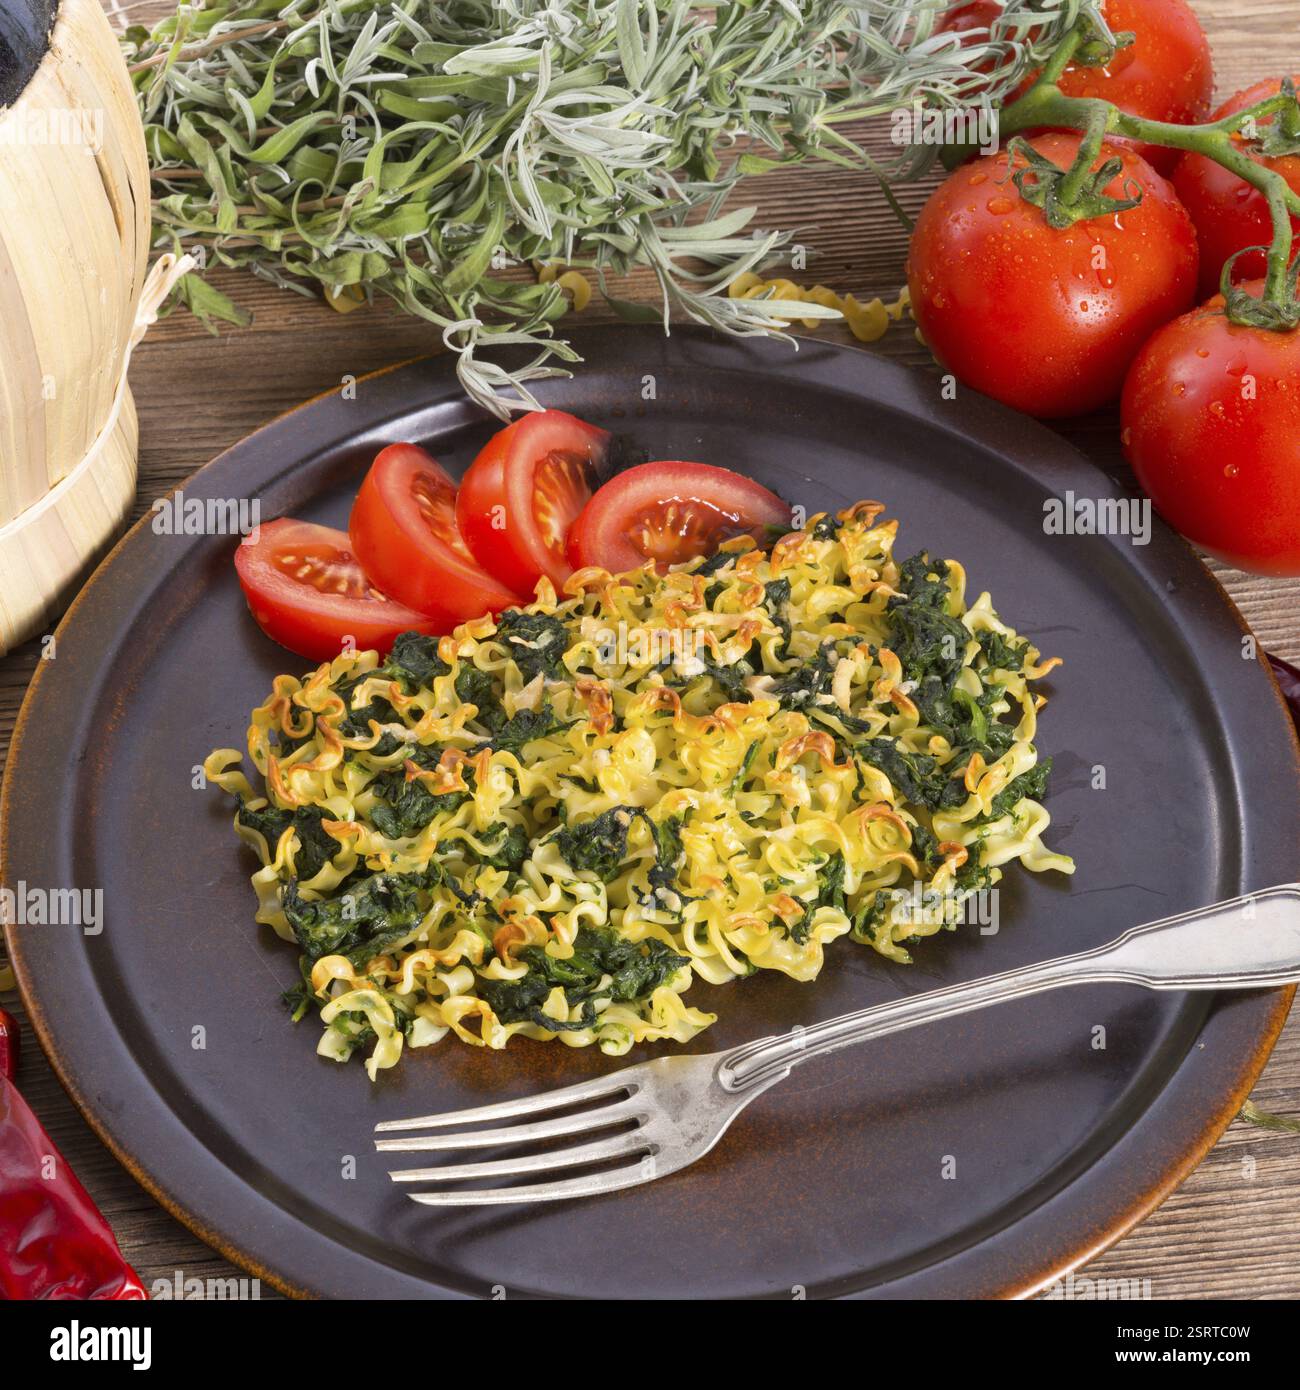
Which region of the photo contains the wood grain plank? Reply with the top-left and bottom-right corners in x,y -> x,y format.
0,0 -> 1295,1301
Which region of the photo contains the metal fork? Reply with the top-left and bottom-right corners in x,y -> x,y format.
376,885 -> 1300,1205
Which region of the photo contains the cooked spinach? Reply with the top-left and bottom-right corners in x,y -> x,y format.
763,577 -> 792,656
912,676 -> 1015,762
477,926 -> 689,1030
730,739 -> 762,795
384,630 -> 450,686
771,641 -> 836,708
281,955 -> 316,1021
237,801 -> 339,880
886,552 -> 970,690
954,856 -> 996,895
907,820 -> 941,868
283,865 -> 441,965
368,768 -> 469,840
330,632 -> 452,757
977,627 -> 1028,673
454,664 -> 506,735
856,737 -> 965,811
910,672 -> 960,739
698,649 -> 754,700
493,610 -> 570,683
473,701 -> 570,755
985,757 -> 1052,821
474,821 -> 530,873
647,814 -> 685,894
693,549 -> 735,578
790,851 -> 847,945
455,656 -> 569,753
336,689 -> 403,755
555,805 -> 638,878
950,686 -> 987,745
555,806 -> 687,900
851,889 -> 893,945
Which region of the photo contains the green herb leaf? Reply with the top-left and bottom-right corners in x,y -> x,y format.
124,0 -> 1070,416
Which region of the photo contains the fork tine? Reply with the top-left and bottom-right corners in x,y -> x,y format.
374,1073 -> 635,1134
374,1096 -> 643,1153
387,1132 -> 649,1184
406,1161 -> 657,1206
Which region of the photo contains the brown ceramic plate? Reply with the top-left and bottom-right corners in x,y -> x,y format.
5,327 -> 1297,1300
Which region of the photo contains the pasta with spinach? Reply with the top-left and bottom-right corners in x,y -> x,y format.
206,503 -> 1074,1078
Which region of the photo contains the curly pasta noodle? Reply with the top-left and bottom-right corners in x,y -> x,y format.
207,503 -> 1073,1078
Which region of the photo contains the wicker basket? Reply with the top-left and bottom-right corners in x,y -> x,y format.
0,0 -> 154,654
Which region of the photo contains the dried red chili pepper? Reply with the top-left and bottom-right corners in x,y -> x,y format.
1267,653 -> 1300,738
0,1007 -> 146,1300
0,1007 -> 18,1083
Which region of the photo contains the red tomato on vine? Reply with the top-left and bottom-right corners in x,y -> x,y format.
1172,77 -> 1300,298
907,132 -> 1198,417
939,0 -> 1212,173
1121,280 -> 1300,577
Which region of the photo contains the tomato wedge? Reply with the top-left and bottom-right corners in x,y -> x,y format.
455,410 -> 610,596
234,518 -> 438,663
349,443 -> 523,627
566,461 -> 792,575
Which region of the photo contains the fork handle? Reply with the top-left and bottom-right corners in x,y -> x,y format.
717,884 -> 1300,1093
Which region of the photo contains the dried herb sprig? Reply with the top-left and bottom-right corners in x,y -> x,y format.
1240,1100 -> 1300,1135
121,0 -> 1083,415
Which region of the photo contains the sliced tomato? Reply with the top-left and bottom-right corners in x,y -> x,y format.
455,410 -> 610,596
234,518 -> 438,663
567,461 -> 792,575
349,443 -> 523,628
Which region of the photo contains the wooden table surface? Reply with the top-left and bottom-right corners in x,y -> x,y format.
2,0 -> 1298,1300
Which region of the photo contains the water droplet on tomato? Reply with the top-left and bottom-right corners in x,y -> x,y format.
969,171 -> 987,186
1171,382 -> 1186,396
986,197 -> 1014,215
1196,348 -> 1210,358
1224,463 -> 1239,478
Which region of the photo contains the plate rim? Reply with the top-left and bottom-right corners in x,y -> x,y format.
5,325 -> 1297,1300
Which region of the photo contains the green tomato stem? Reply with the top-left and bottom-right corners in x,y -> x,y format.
1056,106 -> 1109,206
1279,86 -> 1300,144
998,79 -> 1300,321
1035,23 -> 1084,87
1263,182 -> 1296,303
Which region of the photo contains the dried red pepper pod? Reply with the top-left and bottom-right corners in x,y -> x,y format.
0,1007 -> 147,1300
0,1007 -> 18,1083
1267,653 -> 1300,737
